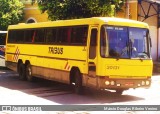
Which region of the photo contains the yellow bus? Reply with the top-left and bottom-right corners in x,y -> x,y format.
5,17 -> 153,94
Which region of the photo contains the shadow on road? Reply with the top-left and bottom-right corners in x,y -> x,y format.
0,69 -> 144,105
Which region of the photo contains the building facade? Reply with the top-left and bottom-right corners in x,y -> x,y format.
21,0 -> 160,61
20,0 -> 48,23
138,0 -> 159,61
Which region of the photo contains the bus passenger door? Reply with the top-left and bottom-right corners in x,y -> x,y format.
87,27 -> 98,87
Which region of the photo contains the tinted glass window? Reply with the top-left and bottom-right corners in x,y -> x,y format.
45,28 -> 57,43
100,26 -> 150,59
8,30 -> 24,43
57,28 -> 69,43
8,25 -> 88,45
71,27 -> 88,45
24,30 -> 34,43
34,29 -> 45,43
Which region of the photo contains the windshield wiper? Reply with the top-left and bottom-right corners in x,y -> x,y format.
137,52 -> 149,59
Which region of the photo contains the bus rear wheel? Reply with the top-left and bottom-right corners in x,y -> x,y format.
74,70 -> 83,94
26,64 -> 33,82
18,63 -> 26,80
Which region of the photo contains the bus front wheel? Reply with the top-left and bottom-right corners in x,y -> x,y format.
74,70 -> 83,94
26,64 -> 33,82
115,89 -> 124,95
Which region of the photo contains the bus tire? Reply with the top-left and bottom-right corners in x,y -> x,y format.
18,63 -> 26,80
116,89 -> 124,95
75,70 -> 83,94
26,64 -> 33,82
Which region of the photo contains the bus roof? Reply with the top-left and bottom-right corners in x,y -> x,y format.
8,17 -> 149,30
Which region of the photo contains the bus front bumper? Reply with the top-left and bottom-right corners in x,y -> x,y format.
97,77 -> 151,90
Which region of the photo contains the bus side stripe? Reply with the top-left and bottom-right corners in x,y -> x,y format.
7,52 -> 86,62
64,62 -> 69,70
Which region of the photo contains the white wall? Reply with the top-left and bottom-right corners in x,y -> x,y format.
149,26 -> 158,60
158,28 -> 160,61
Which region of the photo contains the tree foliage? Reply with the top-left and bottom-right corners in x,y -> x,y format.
0,0 -> 24,30
33,0 -> 124,21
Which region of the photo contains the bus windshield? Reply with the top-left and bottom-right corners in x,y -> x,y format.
100,26 -> 150,59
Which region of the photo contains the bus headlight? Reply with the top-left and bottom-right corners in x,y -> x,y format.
141,81 -> 145,86
110,81 -> 115,85
105,81 -> 110,85
146,81 -> 150,85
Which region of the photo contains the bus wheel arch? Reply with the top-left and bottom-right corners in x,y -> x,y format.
70,67 -> 83,94
17,59 -> 26,80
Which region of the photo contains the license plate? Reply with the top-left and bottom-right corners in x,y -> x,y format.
125,82 -> 134,86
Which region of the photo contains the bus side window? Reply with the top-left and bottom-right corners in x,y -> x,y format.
17,30 -> 24,42
82,27 -> 88,45
24,30 -> 34,43
32,31 -> 36,43
61,28 -> 69,43
71,28 -> 76,43
45,28 -> 57,43
67,28 -> 71,43
8,30 -> 15,43
90,29 -> 97,46
89,29 -> 97,59
34,29 -> 45,43
70,26 -> 88,45
77,27 -> 88,45
57,28 -> 63,43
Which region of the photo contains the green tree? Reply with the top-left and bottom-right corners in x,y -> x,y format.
0,0 -> 24,30
33,0 -> 124,21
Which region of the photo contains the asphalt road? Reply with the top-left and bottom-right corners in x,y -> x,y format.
0,69 -> 160,114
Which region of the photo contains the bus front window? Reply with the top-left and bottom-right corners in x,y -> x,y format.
100,26 -> 150,59
129,28 -> 149,59
103,26 -> 129,58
